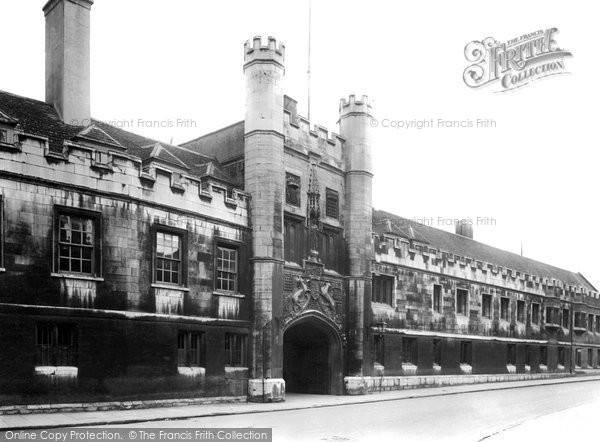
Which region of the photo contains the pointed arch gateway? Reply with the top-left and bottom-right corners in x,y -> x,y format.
282,313 -> 344,395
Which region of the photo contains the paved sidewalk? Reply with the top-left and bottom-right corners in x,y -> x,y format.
2,375 -> 600,431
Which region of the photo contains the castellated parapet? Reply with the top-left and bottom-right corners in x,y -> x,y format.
243,36 -> 285,69
339,95 -> 374,119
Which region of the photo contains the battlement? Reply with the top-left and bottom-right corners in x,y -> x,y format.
243,36 -> 285,68
339,94 -> 374,117
372,229 -> 600,303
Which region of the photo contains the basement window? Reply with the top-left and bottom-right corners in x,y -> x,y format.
540,346 -> 548,366
36,323 -> 78,366
402,337 -> 418,365
460,341 -> 472,365
177,331 -> 205,367
507,344 -> 516,365
558,347 -> 565,366
432,339 -> 442,365
374,335 -> 384,365
225,333 -> 247,367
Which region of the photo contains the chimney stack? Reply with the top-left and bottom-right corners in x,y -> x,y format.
455,219 -> 474,239
44,0 -> 93,126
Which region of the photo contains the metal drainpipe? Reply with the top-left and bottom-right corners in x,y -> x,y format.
261,320 -> 272,403
570,305 -> 574,374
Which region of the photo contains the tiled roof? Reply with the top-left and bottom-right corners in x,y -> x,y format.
373,209 -> 596,291
0,89 -> 80,152
181,121 -> 245,163
0,89 -> 233,184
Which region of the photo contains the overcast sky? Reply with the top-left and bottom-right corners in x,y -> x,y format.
2,0 -> 599,288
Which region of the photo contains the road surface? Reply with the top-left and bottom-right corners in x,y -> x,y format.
112,380 -> 600,442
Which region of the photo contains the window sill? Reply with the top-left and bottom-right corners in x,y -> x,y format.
0,267 -> 5,273
34,366 -> 78,378
51,273 -> 104,282
177,366 -> 206,377
213,291 -> 245,298
151,283 -> 190,292
459,363 -> 472,374
225,366 -> 248,373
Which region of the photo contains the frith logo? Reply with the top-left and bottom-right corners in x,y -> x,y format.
463,28 -> 572,92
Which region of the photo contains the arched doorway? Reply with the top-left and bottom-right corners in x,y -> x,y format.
283,315 -> 343,395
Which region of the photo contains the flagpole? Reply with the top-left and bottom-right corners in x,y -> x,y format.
307,0 -> 312,122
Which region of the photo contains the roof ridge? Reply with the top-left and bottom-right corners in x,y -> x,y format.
372,208 -> 592,288
181,120 -> 244,146
0,89 -> 48,105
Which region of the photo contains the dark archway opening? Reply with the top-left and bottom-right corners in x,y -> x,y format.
283,317 -> 343,395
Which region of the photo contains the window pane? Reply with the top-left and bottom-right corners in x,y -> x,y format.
82,260 -> 91,273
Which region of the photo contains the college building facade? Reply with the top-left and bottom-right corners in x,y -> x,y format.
1,0 -> 599,405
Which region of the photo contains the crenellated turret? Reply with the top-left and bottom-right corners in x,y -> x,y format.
339,94 -> 375,376
243,35 -> 286,402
